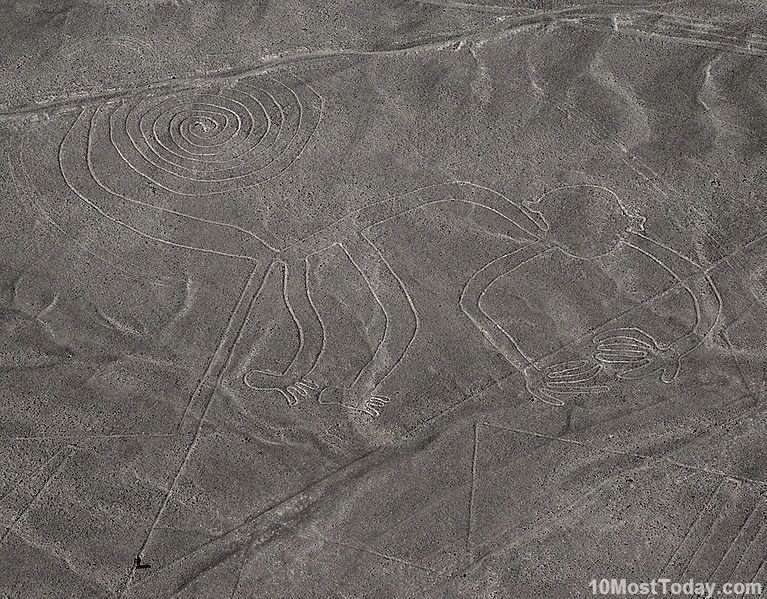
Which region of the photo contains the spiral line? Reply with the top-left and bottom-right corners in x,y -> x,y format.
103,75 -> 322,196
18,73 -> 326,262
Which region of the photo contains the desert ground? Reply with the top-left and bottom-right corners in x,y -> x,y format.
2,0 -> 767,597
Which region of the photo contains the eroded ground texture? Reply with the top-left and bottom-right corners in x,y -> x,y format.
2,0 -> 767,597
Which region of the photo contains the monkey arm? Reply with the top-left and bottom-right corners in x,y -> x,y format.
460,241 -> 552,373
624,231 -> 722,358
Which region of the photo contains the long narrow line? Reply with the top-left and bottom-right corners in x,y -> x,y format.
307,527 -> 438,575
0,446 -> 75,547
122,262 -> 268,597
483,423 -> 767,489
176,261 -> 272,432
720,330 -> 758,403
466,421 -> 481,556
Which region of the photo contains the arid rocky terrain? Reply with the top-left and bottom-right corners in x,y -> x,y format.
2,0 -> 767,597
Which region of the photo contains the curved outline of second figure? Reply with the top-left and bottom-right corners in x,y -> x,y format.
242,182 -> 722,413
459,183 -> 722,406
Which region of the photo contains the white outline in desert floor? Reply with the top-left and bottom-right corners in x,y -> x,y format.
6,30 -> 743,422
122,261 -> 271,597
8,72 -> 326,279
455,184 -> 724,406
307,526 -> 439,575
101,75 -> 322,196
7,148 -> 183,288
242,181 -> 548,416
4,15 -> 766,596
7,72 -> 326,437
461,422 -> 767,585
0,445 -> 76,548
38,170 -> 721,418
228,182 -> 721,417
660,478 -> 767,594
